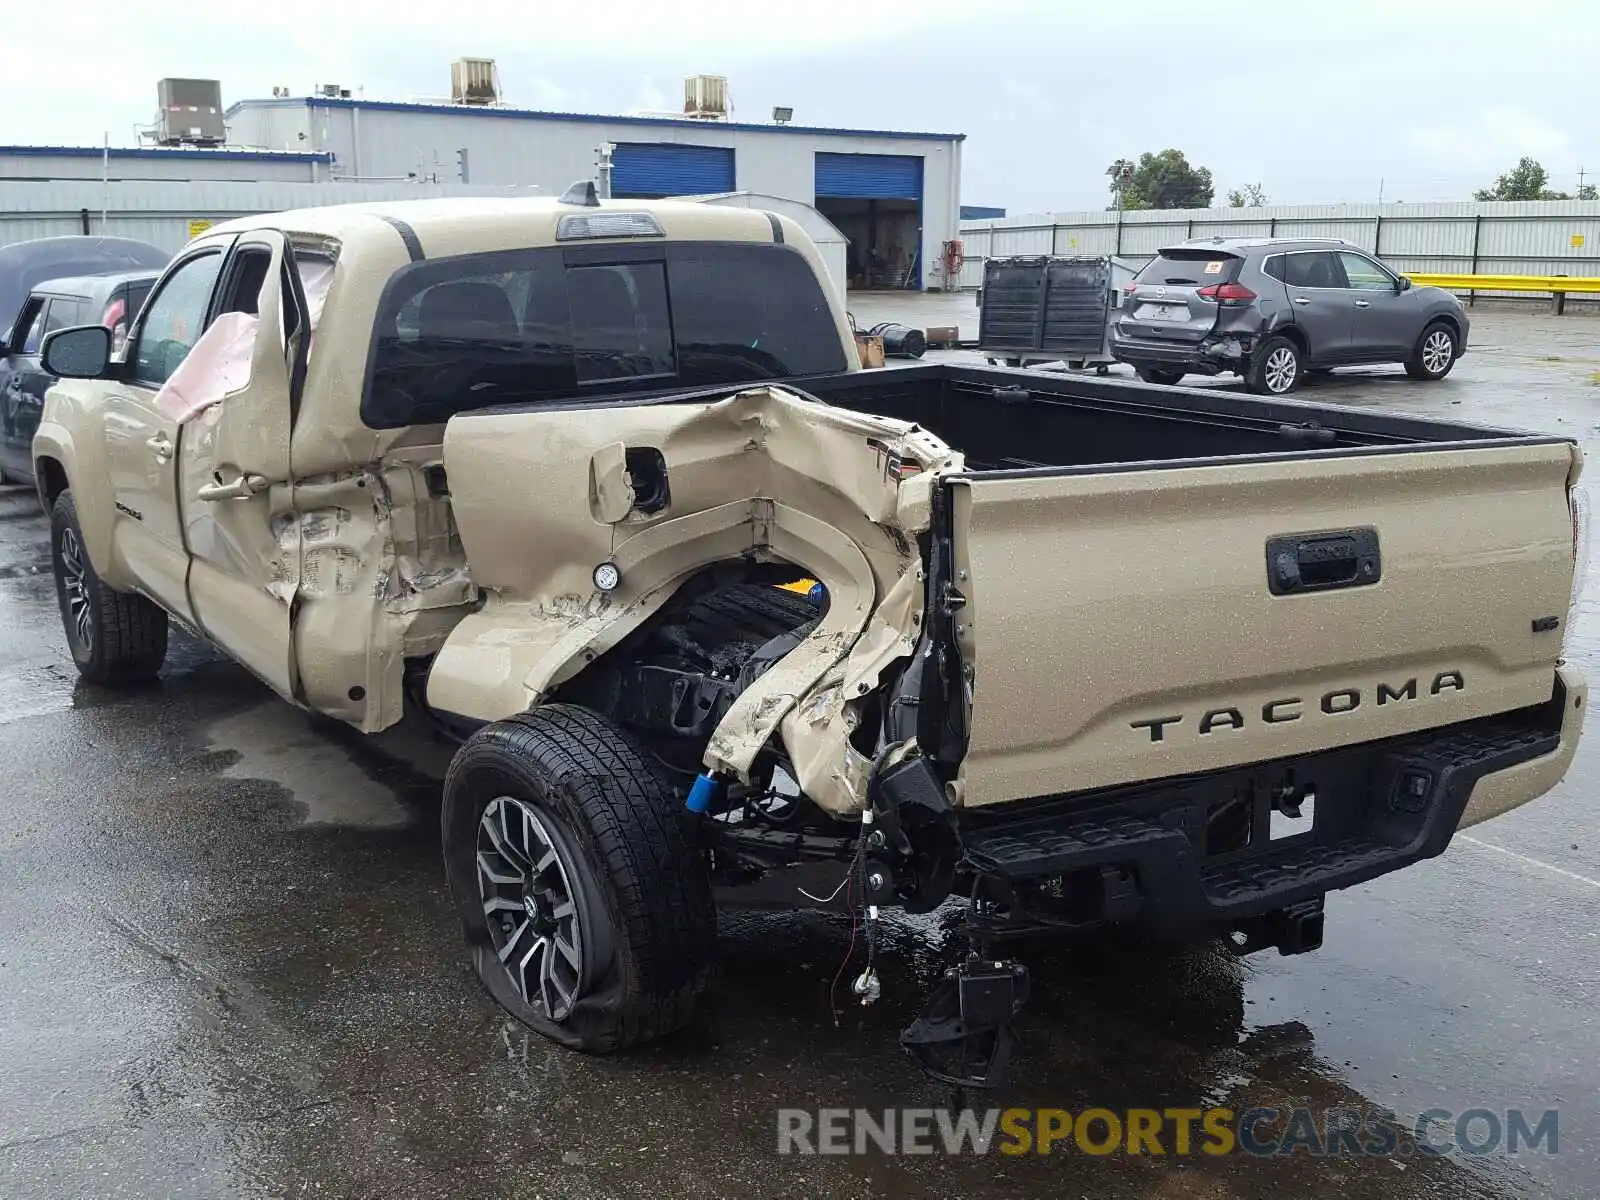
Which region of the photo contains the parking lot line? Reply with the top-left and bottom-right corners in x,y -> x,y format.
1456,833 -> 1600,892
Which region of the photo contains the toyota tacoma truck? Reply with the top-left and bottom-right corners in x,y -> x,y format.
32,189 -> 1587,1085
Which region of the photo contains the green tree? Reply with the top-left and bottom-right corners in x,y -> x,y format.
1579,182 -> 1598,201
1106,150 -> 1214,210
1227,182 -> 1269,207
1474,157 -> 1571,201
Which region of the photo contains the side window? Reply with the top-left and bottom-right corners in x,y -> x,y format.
1338,252 -> 1395,291
1283,251 -> 1339,289
567,262 -> 675,384
132,251 -> 225,387
216,247 -> 273,317
14,299 -> 47,355
1262,255 -> 1286,282
44,298 -> 86,334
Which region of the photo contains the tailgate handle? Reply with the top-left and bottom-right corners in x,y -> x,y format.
1267,528 -> 1381,595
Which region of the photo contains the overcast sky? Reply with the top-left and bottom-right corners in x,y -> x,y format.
6,0 -> 1594,213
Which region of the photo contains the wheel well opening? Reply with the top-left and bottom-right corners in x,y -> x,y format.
1430,314 -> 1462,340
35,456 -> 67,506
552,561 -> 827,780
1275,326 -> 1308,355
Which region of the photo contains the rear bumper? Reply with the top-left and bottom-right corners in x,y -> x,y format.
954,666 -> 1583,934
1110,330 -> 1258,375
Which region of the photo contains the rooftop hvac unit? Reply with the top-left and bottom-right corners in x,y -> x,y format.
683,75 -> 728,120
156,78 -> 225,146
452,58 -> 500,106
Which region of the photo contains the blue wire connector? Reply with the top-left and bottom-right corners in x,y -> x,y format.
807,581 -> 827,606
686,772 -> 723,814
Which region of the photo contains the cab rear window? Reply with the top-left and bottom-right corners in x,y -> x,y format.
1135,251 -> 1242,286
363,241 -> 847,428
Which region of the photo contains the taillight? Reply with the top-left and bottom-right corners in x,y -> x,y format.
1196,282 -> 1256,306
101,298 -> 125,329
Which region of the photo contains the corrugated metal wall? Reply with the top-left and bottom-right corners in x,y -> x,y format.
958,201 -> 1600,296
0,178 -> 532,252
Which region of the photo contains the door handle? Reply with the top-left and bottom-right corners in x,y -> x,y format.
1293,297 -> 1311,305
197,473 -> 269,502
145,433 -> 173,463
1354,299 -> 1371,308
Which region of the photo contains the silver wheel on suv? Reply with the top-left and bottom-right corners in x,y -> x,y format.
1406,320 -> 1459,381
1248,335 -> 1303,395
1421,329 -> 1452,374
1263,346 -> 1299,393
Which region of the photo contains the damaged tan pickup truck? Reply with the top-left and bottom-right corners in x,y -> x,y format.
32,188 -> 1588,1085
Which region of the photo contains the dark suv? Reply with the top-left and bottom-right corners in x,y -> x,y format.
1110,238 -> 1469,394
1,270 -> 160,486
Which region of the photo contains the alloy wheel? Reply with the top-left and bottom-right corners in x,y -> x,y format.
1422,330 -> 1453,375
58,526 -> 93,655
1264,346 -> 1298,393
476,796 -> 591,1021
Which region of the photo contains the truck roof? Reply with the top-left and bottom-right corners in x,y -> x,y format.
201,195 -> 784,254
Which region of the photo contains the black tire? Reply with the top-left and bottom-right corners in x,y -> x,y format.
1405,320 -> 1459,380
676,582 -> 819,648
1135,366 -> 1185,386
442,704 -> 717,1053
50,489 -> 168,683
1247,335 -> 1302,394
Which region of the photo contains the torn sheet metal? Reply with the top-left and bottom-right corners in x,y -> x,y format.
431,385 -> 958,811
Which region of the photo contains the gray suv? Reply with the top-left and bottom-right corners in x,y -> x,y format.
1110,238 -> 1469,394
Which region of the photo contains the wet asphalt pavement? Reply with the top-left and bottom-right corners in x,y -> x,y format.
3,305 -> 1600,1198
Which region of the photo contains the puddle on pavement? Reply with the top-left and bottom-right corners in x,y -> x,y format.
204,701 -> 413,828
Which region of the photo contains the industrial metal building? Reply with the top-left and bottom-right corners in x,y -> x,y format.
0,145 -> 330,183
224,94 -> 965,289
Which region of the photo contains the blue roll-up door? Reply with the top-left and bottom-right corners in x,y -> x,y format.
814,153 -> 924,200
610,143 -> 735,197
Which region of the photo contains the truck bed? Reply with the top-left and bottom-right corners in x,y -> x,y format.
795,364 -> 1578,809
800,362 -> 1547,471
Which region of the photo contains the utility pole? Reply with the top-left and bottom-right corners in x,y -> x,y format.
1579,165 -> 1588,194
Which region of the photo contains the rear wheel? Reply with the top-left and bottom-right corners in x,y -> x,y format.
1405,321 -> 1458,380
50,489 -> 168,683
1135,366 -> 1185,386
1247,336 -> 1302,394
442,704 -> 717,1052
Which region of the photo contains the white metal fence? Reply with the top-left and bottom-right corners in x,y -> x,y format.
957,200 -> 1600,294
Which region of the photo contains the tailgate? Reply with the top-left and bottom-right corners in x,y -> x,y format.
947,442 -> 1578,808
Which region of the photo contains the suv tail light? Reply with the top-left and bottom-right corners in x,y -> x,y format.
101,298 -> 125,329
1196,282 -> 1256,306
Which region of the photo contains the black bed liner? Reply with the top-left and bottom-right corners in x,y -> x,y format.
464,362 -> 1564,476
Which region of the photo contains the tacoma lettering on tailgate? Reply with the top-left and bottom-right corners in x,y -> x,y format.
1130,671 -> 1466,743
